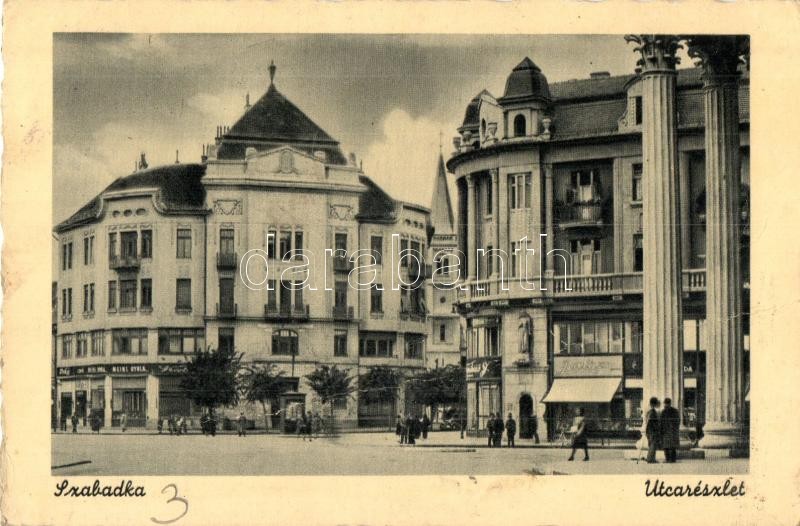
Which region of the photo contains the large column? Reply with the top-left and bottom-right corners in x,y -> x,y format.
543,164 -> 554,275
466,174 -> 477,280
104,375 -> 113,426
491,169 -> 500,274
626,35 -> 684,418
688,36 -> 748,448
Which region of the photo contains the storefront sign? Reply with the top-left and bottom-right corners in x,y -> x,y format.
554,355 -> 623,378
57,363 -> 188,377
466,358 -> 501,380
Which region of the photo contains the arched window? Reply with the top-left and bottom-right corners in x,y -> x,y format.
272,329 -> 298,355
513,114 -> 526,137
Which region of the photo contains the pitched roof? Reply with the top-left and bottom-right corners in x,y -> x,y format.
429,153 -> 455,237
357,175 -> 396,222
461,89 -> 496,129
500,57 -> 552,103
55,164 -> 207,232
216,84 -> 348,164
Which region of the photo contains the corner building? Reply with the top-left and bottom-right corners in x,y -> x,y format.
54,68 -> 440,430
449,53 -> 750,442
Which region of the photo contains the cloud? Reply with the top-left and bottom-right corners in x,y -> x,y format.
361,109 -> 458,209
187,90 -> 248,125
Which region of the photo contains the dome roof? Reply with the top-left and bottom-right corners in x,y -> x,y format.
501,57 -> 551,103
459,89 -> 496,131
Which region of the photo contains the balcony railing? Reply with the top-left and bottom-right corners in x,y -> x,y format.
217,252 -> 238,270
333,257 -> 354,273
399,308 -> 427,322
216,302 -> 238,319
264,303 -> 310,321
109,254 -> 141,271
457,268 -> 712,304
557,201 -> 604,228
333,305 -> 354,320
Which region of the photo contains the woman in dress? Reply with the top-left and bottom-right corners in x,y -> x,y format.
567,407 -> 589,461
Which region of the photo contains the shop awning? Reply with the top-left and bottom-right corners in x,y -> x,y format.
542,378 -> 621,403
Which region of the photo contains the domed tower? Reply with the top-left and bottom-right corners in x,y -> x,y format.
498,57 -> 552,139
455,90 -> 501,152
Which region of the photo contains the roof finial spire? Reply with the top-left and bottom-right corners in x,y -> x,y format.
245,92 -> 251,109
175,149 -> 180,164
439,130 -> 443,154
269,60 -> 276,85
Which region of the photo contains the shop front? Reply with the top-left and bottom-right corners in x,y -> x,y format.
112,376 -> 147,427
466,357 -> 502,434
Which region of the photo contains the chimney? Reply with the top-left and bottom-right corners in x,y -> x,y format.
138,152 -> 148,170
590,71 -> 611,80
175,150 -> 180,164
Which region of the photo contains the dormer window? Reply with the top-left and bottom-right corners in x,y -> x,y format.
567,170 -> 601,204
513,114 -> 526,137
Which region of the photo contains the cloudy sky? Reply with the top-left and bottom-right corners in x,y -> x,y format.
53,34 -> 693,224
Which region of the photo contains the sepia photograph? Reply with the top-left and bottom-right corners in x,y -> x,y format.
49,33 -> 751,478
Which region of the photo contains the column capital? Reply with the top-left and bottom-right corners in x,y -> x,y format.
686,35 -> 749,86
625,34 -> 682,73
489,168 -> 499,180
466,173 -> 476,187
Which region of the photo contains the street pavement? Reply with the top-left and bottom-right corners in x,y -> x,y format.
52,431 -> 748,476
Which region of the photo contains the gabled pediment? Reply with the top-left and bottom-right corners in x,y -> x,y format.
244,145 -> 327,179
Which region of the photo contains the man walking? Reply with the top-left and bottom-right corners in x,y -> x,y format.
660,398 -> 680,463
645,397 -> 661,464
237,412 -> 247,437
505,413 -> 516,448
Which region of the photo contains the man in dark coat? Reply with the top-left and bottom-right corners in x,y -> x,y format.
493,414 -> 505,447
70,414 -> 78,433
505,413 -> 517,448
421,413 -> 431,439
486,413 -> 495,447
237,412 -> 247,437
531,414 -> 541,444
405,415 -> 416,445
645,397 -> 661,464
660,397 -> 681,463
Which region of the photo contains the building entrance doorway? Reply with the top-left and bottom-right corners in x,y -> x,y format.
519,394 -> 534,439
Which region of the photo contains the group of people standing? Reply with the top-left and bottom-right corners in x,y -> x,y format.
158,414 -> 187,435
645,396 -> 681,463
486,413 -> 516,447
396,414 -> 430,445
296,411 -> 324,441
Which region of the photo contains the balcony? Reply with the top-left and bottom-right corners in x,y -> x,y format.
406,263 -> 433,282
556,201 -> 605,230
457,269 -> 711,304
217,252 -> 238,270
333,305 -> 354,320
109,254 -> 141,271
399,308 -> 427,322
333,257 -> 354,273
216,302 -> 238,319
264,303 -> 310,322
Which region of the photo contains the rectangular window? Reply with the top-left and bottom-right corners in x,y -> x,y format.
84,236 -> 94,265
293,281 -> 303,309
83,284 -> 89,313
294,231 -> 304,259
108,233 -> 117,260
405,335 -> 424,359
267,229 -> 277,259
510,242 -> 519,278
334,330 -> 348,357
91,330 -> 105,356
121,231 -> 138,259
334,280 -> 348,309
158,328 -> 204,354
486,245 -> 493,277
176,228 -> 192,258
634,234 -> 644,272
272,330 -> 298,356
219,328 -> 234,353
359,335 -> 395,358
525,173 -> 532,208
108,281 -> 117,310
371,236 -> 383,265
67,242 -> 73,269
62,334 -> 73,359
62,241 -> 74,270
267,280 -> 277,308
632,163 -> 643,202
635,96 -> 643,125
279,230 -> 292,260
176,279 -> 191,310
280,280 -> 292,312
89,283 -> 95,312
509,173 -> 531,210
439,324 -> 447,342
63,287 -> 73,316
486,181 -> 493,215
120,280 -> 137,309
140,230 -> 152,258
140,279 -> 152,309
220,228 -> 235,254
370,285 -> 383,313
509,175 -> 518,210
76,332 -> 88,358
219,278 -> 234,313
112,328 -> 148,355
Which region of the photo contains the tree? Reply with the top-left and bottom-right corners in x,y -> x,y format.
305,365 -> 356,430
240,364 -> 288,430
359,366 -> 402,404
180,347 -> 242,418
408,365 -> 466,419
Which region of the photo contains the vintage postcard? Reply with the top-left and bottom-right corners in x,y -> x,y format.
2,2 -> 799,525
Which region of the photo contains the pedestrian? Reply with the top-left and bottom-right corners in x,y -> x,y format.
168,415 -> 177,435
493,413 -> 505,448
406,414 -> 416,445
645,397 -> 661,464
460,413 -> 466,440
486,413 -> 495,447
421,413 -> 431,440
297,412 -> 307,440
312,412 -> 322,438
505,413 -> 516,448
237,412 -> 247,437
305,412 -> 314,440
70,413 -> 78,433
395,414 -> 404,442
531,414 -> 541,444
176,415 -> 184,436
157,417 -> 163,434
399,414 -> 407,444
120,412 -> 127,432
567,408 -> 589,461
180,416 -> 187,435
660,397 -> 680,463
90,412 -> 101,434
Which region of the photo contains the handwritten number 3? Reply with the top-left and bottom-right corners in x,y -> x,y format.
151,484 -> 188,524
